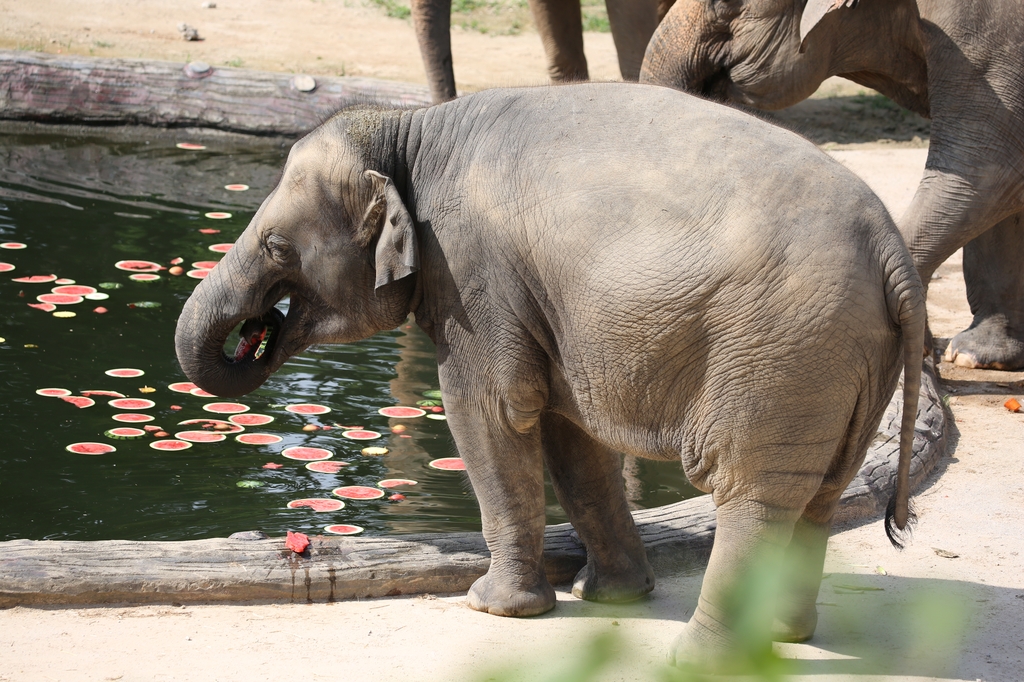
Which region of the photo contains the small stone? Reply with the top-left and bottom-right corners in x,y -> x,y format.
178,24 -> 201,41
200,1 -> 217,7
229,530 -> 267,540
290,75 -> 316,93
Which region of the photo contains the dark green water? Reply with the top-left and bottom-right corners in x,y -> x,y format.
0,125 -> 701,541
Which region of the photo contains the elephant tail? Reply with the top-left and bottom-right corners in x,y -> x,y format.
883,246 -> 927,550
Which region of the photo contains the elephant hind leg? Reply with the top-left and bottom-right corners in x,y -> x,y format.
771,513 -> 832,643
541,412 -> 655,603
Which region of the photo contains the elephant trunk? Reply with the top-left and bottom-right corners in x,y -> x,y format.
174,254 -> 286,398
640,1 -> 724,96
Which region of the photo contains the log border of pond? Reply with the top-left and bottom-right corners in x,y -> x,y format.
0,51 -> 951,607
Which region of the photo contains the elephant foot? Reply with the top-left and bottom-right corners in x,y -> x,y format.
669,608 -> 771,673
771,606 -> 817,643
570,556 -> 655,603
943,317 -> 1024,370
466,571 -> 556,617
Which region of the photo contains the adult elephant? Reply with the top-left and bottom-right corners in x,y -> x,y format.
413,0 -> 661,103
640,0 -> 1024,370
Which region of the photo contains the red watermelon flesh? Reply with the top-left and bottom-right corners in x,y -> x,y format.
177,418 -> 244,433
305,460 -> 349,473
203,402 -> 249,414
429,457 -> 467,471
66,442 -> 116,455
168,382 -> 199,394
332,486 -> 385,500
323,524 -> 363,535
191,261 -> 219,270
114,260 -> 161,272
175,430 -> 227,443
229,413 -> 274,426
61,396 -> 95,408
37,293 -> 83,305
149,439 -> 192,451
286,498 -> 344,512
36,388 -> 72,397
82,390 -> 126,398
378,406 -> 426,418
52,285 -> 97,296
378,479 -> 418,488
284,403 -> 331,415
112,412 -> 154,423
341,430 -> 381,441
282,446 -> 332,461
0,263 -> 14,273
235,433 -> 283,445
13,275 -> 57,283
28,303 -> 56,312
108,398 -> 155,410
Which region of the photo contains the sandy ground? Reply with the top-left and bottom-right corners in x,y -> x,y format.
1,5 -> 1022,681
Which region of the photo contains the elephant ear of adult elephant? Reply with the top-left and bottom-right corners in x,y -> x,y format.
799,0 -> 856,51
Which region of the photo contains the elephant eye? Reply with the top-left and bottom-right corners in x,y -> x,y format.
265,234 -> 297,266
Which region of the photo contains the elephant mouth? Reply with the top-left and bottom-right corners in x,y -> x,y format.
229,304 -> 289,372
699,67 -> 734,101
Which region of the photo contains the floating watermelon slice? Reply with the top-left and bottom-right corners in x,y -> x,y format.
286,498 -> 344,512
66,442 -> 116,455
168,382 -> 199,394
81,390 -> 125,398
190,387 -> 217,398
150,439 -> 192,451
209,243 -> 233,253
105,427 -> 146,440
341,429 -> 381,441
235,433 -> 283,445
28,303 -> 56,312
13,274 -> 57,283
0,242 -> 27,250
61,396 -> 95,409
52,285 -> 97,296
175,142 -> 206,150
282,446 -> 333,461
378,479 -> 418,488
37,293 -> 83,305
175,430 -> 227,443
178,418 -> 244,433
229,413 -> 274,426
378,406 -> 426,418
186,269 -> 211,279
36,387 -> 72,397
305,460 -> 349,473
426,414 -> 448,421
332,486 -> 385,500
204,212 -> 232,220
112,412 -> 154,423
284,403 -> 331,415
191,261 -> 219,270
108,398 -> 155,410
203,402 -> 249,414
114,260 -> 162,272
105,368 -> 145,378
224,184 -> 249,191
129,273 -> 160,282
429,457 -> 467,471
54,278 -> 75,285
0,263 -> 14,273
323,524 -> 364,535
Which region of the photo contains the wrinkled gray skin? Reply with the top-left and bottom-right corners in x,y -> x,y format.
175,84 -> 924,666
641,0 -> 1024,370
412,0 -> 661,103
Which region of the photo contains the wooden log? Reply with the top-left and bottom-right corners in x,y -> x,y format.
0,363 -> 947,608
0,51 -> 431,136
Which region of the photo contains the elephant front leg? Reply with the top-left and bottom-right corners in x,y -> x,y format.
445,408 -> 556,617
528,0 -> 588,82
944,212 -> 1024,370
411,0 -> 457,102
541,412 -> 655,603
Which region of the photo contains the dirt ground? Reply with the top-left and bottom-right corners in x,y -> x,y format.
0,4 -> 1021,681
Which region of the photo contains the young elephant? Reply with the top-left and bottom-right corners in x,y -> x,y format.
174,83 -> 924,665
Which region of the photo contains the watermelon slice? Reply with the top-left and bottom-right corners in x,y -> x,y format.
84,293 -> 109,301
224,184 -> 249,191
66,442 -> 116,455
105,427 -> 146,440
13,274 -> 57,283
332,486 -> 385,500
191,261 -> 219,270
286,498 -> 344,512
204,212 -> 232,220
378,479 -> 418,488
341,430 -> 381,441
149,439 -> 192,451
422,390 -> 443,399
114,260 -> 162,272
0,242 -> 26,250
61,396 -> 95,409
112,412 -> 154,423
190,387 -> 217,398
0,262 -> 14,272
284,403 -> 331,415
54,278 -> 75,285
82,390 -> 126,398
305,460 -> 349,473
177,418 -> 244,433
429,457 -> 467,471
37,293 -> 83,305
229,413 -> 274,426
378,406 -> 426,418
426,414 -> 448,421
105,368 -> 145,378
235,433 -> 283,445
175,142 -> 206,150
209,243 -> 233,253
28,303 -> 56,312
282,446 -> 333,461
323,524 -> 363,535
36,387 -> 72,397
168,381 -> 199,394
129,273 -> 160,282
108,398 -> 155,410
175,430 -> 227,443
51,285 -> 97,296
203,402 -> 249,414
186,269 -> 211,279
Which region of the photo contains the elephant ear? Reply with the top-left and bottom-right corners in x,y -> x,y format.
799,0 -> 858,53
362,170 -> 419,291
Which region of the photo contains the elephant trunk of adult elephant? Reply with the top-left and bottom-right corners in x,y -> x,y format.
174,252 -> 291,399
639,1 -> 725,96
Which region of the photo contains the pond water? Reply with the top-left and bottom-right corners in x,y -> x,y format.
0,125 -> 701,542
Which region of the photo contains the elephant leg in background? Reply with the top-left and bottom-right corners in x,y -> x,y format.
446,404 -> 556,617
944,212 -> 1024,370
772,514 -> 831,644
412,0 -> 457,102
541,412 -> 655,602
605,0 -> 661,81
529,0 -> 588,82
